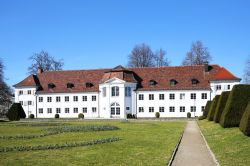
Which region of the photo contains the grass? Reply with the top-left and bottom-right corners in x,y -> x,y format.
198,120 -> 250,166
0,120 -> 185,166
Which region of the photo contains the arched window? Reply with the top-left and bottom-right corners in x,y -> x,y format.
149,80 -> 157,86
191,78 -> 199,85
48,83 -> 55,89
67,83 -> 74,88
170,79 -> 177,86
112,86 -> 119,96
111,103 -> 120,115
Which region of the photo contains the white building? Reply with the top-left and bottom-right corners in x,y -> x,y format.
14,64 -> 240,118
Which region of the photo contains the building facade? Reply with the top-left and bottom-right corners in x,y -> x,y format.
14,64 -> 240,118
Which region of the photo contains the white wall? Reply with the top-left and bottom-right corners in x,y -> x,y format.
210,80 -> 240,98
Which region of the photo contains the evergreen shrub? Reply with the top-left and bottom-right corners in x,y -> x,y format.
239,101 -> 250,136
6,103 -> 26,121
207,95 -> 220,121
214,91 -> 230,123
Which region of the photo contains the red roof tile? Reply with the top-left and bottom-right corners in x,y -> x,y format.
14,65 -> 240,93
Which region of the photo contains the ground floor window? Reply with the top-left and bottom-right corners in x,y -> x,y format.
159,107 -> 164,112
111,103 -> 120,115
149,107 -> 154,113
56,108 -> 61,114
180,106 -> 185,112
74,108 -> 78,113
201,106 -> 205,112
83,107 -> 87,113
65,108 -> 70,113
139,107 -> 144,112
191,106 -> 196,112
38,108 -> 43,114
92,107 -> 97,113
169,106 -> 175,112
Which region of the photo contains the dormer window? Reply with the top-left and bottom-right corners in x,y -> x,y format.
67,83 -> 74,88
149,80 -> 157,86
191,79 -> 199,85
48,83 -> 55,89
170,79 -> 177,86
85,82 -> 93,88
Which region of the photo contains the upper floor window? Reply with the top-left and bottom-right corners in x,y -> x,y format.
28,90 -> 31,94
216,85 -> 221,90
83,96 -> 87,101
65,96 -> 69,102
227,85 -> 231,90
20,101 -> 23,105
159,94 -> 164,100
149,80 -> 157,86
191,93 -> 196,100
125,87 -> 131,97
169,94 -> 175,100
47,97 -> 52,102
139,94 -> 144,100
92,95 -> 96,101
19,90 -> 23,95
112,86 -> 119,96
73,96 -> 78,102
191,79 -> 199,85
85,82 -> 93,88
56,96 -> 61,102
103,87 -> 106,97
38,97 -> 43,102
170,79 -> 177,86
48,83 -> 55,89
180,93 -> 185,100
201,93 -> 207,99
149,94 -> 154,100
67,83 -> 74,88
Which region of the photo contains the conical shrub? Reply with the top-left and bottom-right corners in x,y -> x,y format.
207,95 -> 220,121
214,91 -> 230,123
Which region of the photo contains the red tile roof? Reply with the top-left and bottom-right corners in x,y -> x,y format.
14,64 -> 240,93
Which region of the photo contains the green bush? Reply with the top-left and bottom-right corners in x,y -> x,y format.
78,113 -> 84,119
187,112 -> 191,118
6,103 -> 26,121
207,95 -> 220,121
239,101 -> 250,136
214,91 -> 230,123
127,114 -> 133,119
198,115 -> 206,120
155,112 -> 160,118
203,101 -> 212,118
220,85 -> 250,128
29,114 -> 35,119
54,114 -> 59,119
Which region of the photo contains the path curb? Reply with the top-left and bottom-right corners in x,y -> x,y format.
197,120 -> 220,166
167,124 -> 186,166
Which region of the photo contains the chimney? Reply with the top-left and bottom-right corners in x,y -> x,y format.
204,61 -> 209,72
37,67 -> 43,74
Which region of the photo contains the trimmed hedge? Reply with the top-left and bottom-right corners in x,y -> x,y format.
187,112 -> 191,118
214,91 -> 230,123
239,101 -> 250,136
78,113 -> 84,119
155,112 -> 160,118
207,95 -> 220,121
55,114 -> 59,119
29,114 -> 35,119
220,85 -> 250,128
202,101 -> 212,118
6,103 -> 26,121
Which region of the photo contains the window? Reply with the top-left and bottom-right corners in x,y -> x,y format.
73,108 -> 78,113
47,108 -> 52,114
39,108 -> 43,114
92,107 -> 97,113
38,97 -> 43,102
103,87 -> 106,97
227,85 -> 231,90
56,96 -> 60,102
125,87 -> 131,97
191,106 -> 196,112
192,79 -> 199,85
73,96 -> 78,102
111,103 -> 120,115
201,106 -> 205,112
86,82 -> 93,88
82,107 -> 87,113
67,83 -> 74,88
28,101 -> 32,105
180,93 -> 185,100
216,85 -> 221,90
47,97 -> 52,102
112,86 -> 119,96
149,94 -> 154,100
139,94 -> 144,100
56,108 -> 61,114
180,106 -> 185,112
170,79 -> 177,86
82,96 -> 87,101
92,95 -> 96,101
65,96 -> 69,102
28,90 -> 31,94
201,93 -> 207,99
169,107 -> 175,112
159,107 -> 164,112
20,101 -> 23,105
65,108 -> 70,113
191,93 -> 196,100
126,107 -> 130,110
139,107 -> 144,113
149,80 -> 156,85
149,107 -> 154,112
19,90 -> 23,95
169,94 -> 175,100
159,94 -> 164,100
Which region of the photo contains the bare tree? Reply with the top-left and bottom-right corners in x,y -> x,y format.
154,48 -> 170,67
28,50 -> 64,74
128,43 -> 155,67
182,40 -> 212,65
244,55 -> 250,84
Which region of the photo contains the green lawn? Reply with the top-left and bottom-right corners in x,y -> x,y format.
0,120 -> 185,166
198,120 -> 250,166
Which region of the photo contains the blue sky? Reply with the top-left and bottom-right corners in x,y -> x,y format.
1,0 -> 250,87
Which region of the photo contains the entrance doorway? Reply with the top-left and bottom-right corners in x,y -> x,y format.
110,103 -> 120,117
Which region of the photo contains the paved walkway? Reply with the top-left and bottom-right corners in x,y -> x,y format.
172,121 -> 218,166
